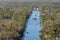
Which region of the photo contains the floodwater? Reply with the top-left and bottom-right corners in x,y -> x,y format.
23,9 -> 42,40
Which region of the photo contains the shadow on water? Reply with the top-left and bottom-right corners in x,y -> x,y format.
23,8 -> 42,40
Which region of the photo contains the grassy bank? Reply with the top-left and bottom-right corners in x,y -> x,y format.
0,3 -> 32,40
40,3 -> 60,40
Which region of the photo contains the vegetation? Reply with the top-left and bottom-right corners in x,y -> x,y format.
0,2 -> 60,40
0,2 -> 32,40
40,3 -> 60,40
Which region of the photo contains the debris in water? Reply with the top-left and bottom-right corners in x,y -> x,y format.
35,15 -> 37,16
33,18 -> 37,20
26,32 -> 29,34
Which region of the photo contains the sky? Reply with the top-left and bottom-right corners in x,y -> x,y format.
0,0 -> 60,2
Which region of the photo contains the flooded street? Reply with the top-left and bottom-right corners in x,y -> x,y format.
23,9 -> 42,40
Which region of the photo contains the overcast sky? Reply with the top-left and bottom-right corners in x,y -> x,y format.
0,0 -> 60,2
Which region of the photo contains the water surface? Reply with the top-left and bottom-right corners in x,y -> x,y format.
23,10 -> 42,40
